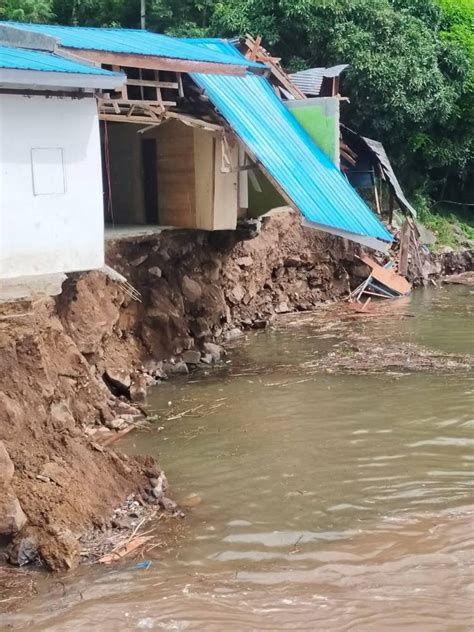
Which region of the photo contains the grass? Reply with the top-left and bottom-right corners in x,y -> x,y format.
414,195 -> 474,249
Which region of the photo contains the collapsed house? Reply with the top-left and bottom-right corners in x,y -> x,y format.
0,22 -> 394,299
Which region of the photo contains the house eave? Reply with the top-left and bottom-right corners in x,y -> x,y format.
0,68 -> 126,91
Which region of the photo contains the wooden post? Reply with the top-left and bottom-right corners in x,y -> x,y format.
388,190 -> 394,226
373,169 -> 381,215
399,219 -> 411,277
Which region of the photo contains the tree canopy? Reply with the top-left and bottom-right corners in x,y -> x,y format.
0,0 -> 472,203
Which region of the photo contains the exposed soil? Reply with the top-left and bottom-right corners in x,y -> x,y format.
0,207 -> 473,593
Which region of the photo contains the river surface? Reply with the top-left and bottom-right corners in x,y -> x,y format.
4,286 -> 474,631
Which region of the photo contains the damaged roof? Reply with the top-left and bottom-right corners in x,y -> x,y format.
1,22 -> 262,70
0,44 -> 120,75
289,65 -> 349,97
187,39 -> 392,250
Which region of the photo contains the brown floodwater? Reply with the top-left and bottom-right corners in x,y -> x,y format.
3,286 -> 474,631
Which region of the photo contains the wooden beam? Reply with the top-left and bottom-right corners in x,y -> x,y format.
61,47 -> 248,75
99,114 -> 164,124
112,64 -> 127,99
126,79 -> 179,89
398,219 -> 411,277
99,98 -> 176,107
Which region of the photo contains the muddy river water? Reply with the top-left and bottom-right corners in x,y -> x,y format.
4,286 -> 474,631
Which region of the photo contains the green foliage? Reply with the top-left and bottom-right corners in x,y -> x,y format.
0,0 -> 54,22
1,0 -> 472,209
415,194 -> 474,248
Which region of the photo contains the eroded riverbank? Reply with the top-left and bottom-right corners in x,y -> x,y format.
2,284 -> 473,630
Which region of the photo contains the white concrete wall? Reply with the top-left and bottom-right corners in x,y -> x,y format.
0,94 -> 104,279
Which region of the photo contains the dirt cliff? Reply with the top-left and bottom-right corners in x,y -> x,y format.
0,207 -> 472,573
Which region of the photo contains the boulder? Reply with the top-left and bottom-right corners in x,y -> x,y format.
164,360 -> 189,376
235,256 -> 253,267
148,266 -> 162,278
8,534 -> 38,566
49,401 -> 75,429
129,374 -> 148,402
189,317 -> 212,339
0,441 -> 14,485
181,275 -> 202,302
225,328 -> 244,341
0,489 -> 27,535
104,368 -> 131,392
227,284 -> 245,305
182,350 -> 201,365
203,342 -> 224,362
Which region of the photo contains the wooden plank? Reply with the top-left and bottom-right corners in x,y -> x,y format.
99,114 -> 163,124
398,218 -> 411,277
359,255 -> 411,295
243,35 -> 305,100
61,47 -> 247,75
177,73 -> 184,98
156,120 -> 197,227
99,98 -> 176,107
164,111 -> 224,131
126,79 -> 179,89
112,64 -> 127,99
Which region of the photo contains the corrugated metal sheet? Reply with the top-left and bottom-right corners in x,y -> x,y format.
187,40 -> 392,244
0,44 -> 120,74
1,22 -> 261,69
361,136 -> 417,217
289,65 -> 349,96
289,68 -> 325,96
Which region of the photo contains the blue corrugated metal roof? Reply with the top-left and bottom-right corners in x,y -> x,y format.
1,22 -> 262,70
0,44 -> 120,75
188,39 -> 393,245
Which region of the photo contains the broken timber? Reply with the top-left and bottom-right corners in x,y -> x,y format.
349,255 -> 412,302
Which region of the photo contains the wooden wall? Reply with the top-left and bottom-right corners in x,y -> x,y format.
154,120 -> 196,228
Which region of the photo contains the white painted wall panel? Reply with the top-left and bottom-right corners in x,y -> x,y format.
0,94 -> 104,279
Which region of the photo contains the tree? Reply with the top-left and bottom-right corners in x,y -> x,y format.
1,0 -> 472,201
0,0 -> 54,22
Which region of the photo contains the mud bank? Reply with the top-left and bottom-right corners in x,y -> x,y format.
0,208 -> 472,576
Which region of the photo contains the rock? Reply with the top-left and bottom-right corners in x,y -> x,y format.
227,284 -> 245,305
148,266 -> 162,278
40,461 -> 68,487
130,254 -> 149,267
189,317 -> 212,339
416,222 -> 437,246
203,342 -> 224,362
49,401 -> 75,429
104,368 -> 131,392
111,516 -> 133,530
0,441 -> 14,485
8,535 -> 38,566
235,256 -> 253,267
106,417 -> 125,430
182,350 -> 201,365
36,474 -> 51,483
150,471 -> 168,494
164,360 -> 189,375
275,302 -> 291,314
225,328 -> 244,341
159,496 -> 177,513
40,528 -> 81,570
152,488 -> 164,501
251,319 -> 269,329
0,489 -> 27,535
201,353 -> 214,365
181,275 -> 202,302
284,256 -> 303,267
144,360 -> 167,380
